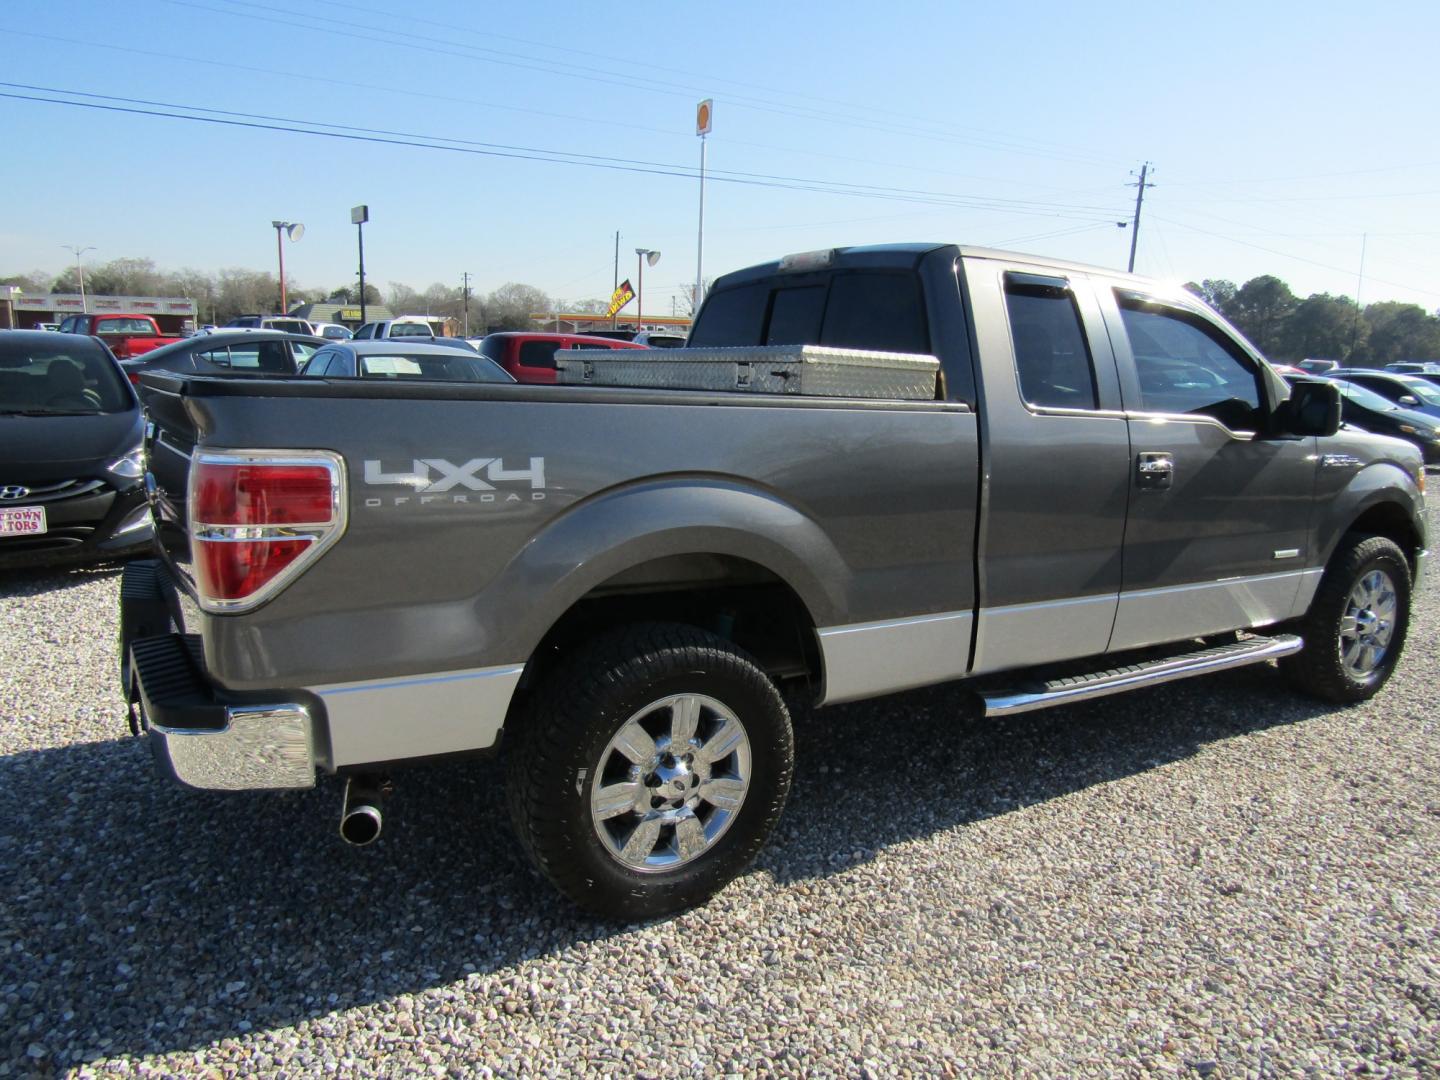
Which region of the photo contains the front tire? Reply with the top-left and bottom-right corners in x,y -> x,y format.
1281,534 -> 1411,703
506,623 -> 794,919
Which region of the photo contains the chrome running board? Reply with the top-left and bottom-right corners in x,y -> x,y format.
979,634 -> 1303,718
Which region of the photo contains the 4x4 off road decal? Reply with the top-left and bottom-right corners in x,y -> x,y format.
362,458 -> 546,507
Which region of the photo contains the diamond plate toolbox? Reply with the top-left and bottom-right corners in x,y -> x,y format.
555,344 -> 939,400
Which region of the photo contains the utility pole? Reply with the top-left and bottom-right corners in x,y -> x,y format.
1348,233 -> 1367,359
1126,162 -> 1155,273
612,231 -> 620,330
461,271 -> 471,337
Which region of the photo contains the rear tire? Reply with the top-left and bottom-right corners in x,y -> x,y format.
1280,534 -> 1411,703
506,623 -> 794,919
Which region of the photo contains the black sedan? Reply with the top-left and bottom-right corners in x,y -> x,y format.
0,330 -> 153,568
1288,375 -> 1440,464
299,341 -> 515,383
118,330 -> 324,383
1329,369 -> 1440,421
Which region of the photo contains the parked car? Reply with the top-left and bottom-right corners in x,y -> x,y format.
1296,358 -> 1340,375
37,323 -> 60,332
1329,369 -> 1440,419
116,331 -> 323,384
124,242 -> 1424,919
0,330 -> 153,568
223,315 -> 317,335
476,331 -> 646,384
55,313 -> 184,360
352,320 -> 477,351
1287,375 -> 1440,463
299,341 -> 514,383
632,330 -> 687,348
310,322 -> 354,341
1385,361 -> 1440,374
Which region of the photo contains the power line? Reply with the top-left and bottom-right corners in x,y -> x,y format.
163,0 -> 1126,168
1151,215 -> 1440,301
0,84 -> 1128,220
0,28 -> 1120,197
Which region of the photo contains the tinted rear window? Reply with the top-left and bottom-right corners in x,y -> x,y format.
821,274 -> 928,353
690,271 -> 929,354
687,284 -> 768,347
518,340 -> 561,369
765,287 -> 827,345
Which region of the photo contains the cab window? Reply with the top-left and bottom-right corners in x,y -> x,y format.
1118,295 -> 1262,430
1004,275 -> 1098,411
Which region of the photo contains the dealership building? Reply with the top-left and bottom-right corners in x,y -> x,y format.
0,288 -> 197,332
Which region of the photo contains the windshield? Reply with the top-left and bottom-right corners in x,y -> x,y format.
388,322 -> 434,338
357,353 -> 512,382
1394,376 -> 1440,406
1335,380 -> 1401,413
0,337 -> 132,413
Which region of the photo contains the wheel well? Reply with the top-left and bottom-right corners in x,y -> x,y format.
1347,503 -> 1421,570
514,554 -> 821,709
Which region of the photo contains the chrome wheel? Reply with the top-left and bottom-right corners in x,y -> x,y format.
1338,568 -> 1397,678
589,693 -> 752,873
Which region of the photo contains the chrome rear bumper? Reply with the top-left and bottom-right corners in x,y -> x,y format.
149,703 -> 316,791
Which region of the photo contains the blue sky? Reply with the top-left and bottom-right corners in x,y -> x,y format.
2,0 -> 1437,313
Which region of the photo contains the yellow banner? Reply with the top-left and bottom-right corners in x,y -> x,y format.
607,279 -> 635,317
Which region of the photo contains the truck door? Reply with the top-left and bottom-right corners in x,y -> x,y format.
965,261 -> 1132,674
1100,287 -> 1317,650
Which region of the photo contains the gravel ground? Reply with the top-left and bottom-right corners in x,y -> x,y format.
1,562 -> 1437,1077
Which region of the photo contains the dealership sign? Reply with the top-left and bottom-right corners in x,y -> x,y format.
14,293 -> 197,315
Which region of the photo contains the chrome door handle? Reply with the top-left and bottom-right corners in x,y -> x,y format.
1136,451 -> 1173,490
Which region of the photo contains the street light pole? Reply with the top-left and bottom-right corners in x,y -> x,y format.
62,244 -> 95,312
272,220 -> 304,314
351,205 -> 370,325
635,248 -> 660,330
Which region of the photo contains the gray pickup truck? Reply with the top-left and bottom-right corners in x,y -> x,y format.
121,243 -> 1427,917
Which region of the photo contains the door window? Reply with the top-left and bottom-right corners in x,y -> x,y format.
1004,275 -> 1099,410
1118,296 -> 1262,429
291,341 -> 319,369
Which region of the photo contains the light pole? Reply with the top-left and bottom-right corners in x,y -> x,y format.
62,244 -> 95,312
695,98 -> 712,312
271,220 -> 304,314
635,248 -> 660,329
351,205 -> 369,324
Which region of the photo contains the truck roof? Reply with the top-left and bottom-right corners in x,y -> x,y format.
711,242 -> 1163,292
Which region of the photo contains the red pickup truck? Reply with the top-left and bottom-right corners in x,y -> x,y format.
56,313 -> 183,360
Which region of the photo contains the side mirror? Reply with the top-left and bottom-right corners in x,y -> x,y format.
1278,379 -> 1341,437
1399,394 -> 1420,406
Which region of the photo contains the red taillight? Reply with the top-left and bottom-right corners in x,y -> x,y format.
127,371 -> 142,386
195,537 -> 314,601
189,453 -> 345,611
193,463 -> 334,525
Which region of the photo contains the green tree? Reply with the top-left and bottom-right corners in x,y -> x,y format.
1356,302 -> 1440,366
1226,275 -> 1296,358
0,271 -> 50,293
1183,279 -> 1237,318
1279,293 -> 1363,364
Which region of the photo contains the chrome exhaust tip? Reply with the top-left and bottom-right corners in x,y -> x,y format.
339,777 -> 384,846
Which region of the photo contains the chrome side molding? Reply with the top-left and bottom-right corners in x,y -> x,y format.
979,634 -> 1303,718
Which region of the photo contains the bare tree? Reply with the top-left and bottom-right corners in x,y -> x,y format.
486,283 -> 553,331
